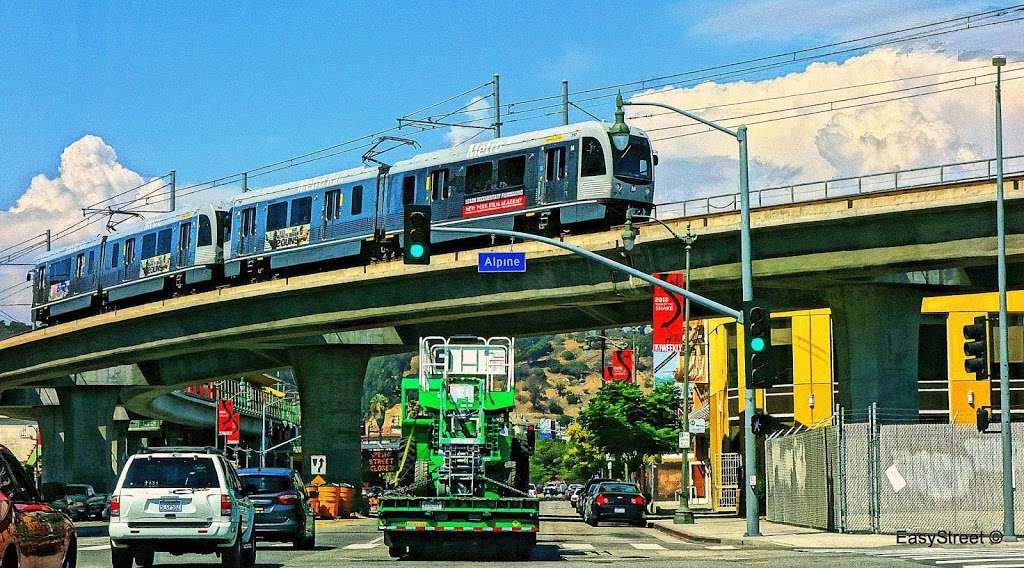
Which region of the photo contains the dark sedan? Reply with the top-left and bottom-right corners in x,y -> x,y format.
238,468 -> 316,549
581,482 -> 646,527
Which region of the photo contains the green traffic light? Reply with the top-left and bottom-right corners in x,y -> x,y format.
750,337 -> 766,352
408,243 -> 425,258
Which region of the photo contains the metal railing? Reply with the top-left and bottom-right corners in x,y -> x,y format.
655,154 -> 1024,220
181,379 -> 301,425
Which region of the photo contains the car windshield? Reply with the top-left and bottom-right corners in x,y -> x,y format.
66,485 -> 90,496
239,474 -> 291,494
610,135 -> 653,185
123,457 -> 219,489
599,483 -> 640,494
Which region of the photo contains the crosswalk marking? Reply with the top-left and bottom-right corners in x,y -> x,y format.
343,543 -> 381,550
706,545 -> 738,550
80,544 -> 111,551
816,547 -> 1024,568
558,543 -> 595,551
629,543 -> 666,550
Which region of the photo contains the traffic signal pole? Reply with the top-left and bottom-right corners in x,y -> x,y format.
737,126 -> 760,537
431,226 -> 742,320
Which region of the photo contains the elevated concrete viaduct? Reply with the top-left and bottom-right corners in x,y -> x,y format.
1,172 -> 1022,490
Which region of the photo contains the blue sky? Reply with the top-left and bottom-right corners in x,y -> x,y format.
0,0 -> 1002,210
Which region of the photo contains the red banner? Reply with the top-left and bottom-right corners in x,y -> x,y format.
226,425 -> 241,445
652,272 -> 685,352
217,400 -> 239,437
462,191 -> 526,217
603,349 -> 635,382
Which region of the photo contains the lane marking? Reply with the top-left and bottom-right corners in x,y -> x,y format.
343,543 -> 380,550
630,543 -> 666,550
706,545 -> 737,550
936,559 -> 1024,565
80,544 -> 111,551
558,543 -> 595,551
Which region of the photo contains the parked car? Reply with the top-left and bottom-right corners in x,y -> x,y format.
65,484 -> 110,520
564,483 -> 583,500
528,483 -> 537,497
569,487 -> 584,509
40,482 -> 87,521
238,468 -> 316,549
576,478 -> 613,516
580,481 -> 646,527
0,444 -> 77,568
542,482 -> 561,496
109,446 -> 256,568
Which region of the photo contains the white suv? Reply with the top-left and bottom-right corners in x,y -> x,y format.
109,447 -> 256,568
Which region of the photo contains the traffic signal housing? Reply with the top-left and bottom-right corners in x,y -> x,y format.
963,315 -> 989,380
751,412 -> 775,437
977,407 -> 991,432
743,300 -> 778,388
403,204 -> 431,265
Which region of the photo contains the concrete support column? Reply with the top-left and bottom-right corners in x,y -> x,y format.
829,285 -> 927,416
36,387 -> 127,492
290,347 -> 372,492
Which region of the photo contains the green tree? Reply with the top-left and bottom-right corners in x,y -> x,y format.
546,400 -> 564,415
559,423 -> 605,483
578,381 -> 681,475
529,439 -> 565,483
367,393 -> 389,436
561,350 -> 576,361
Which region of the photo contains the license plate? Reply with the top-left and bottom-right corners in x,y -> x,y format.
158,500 -> 182,513
254,506 -> 264,513
421,501 -> 443,511
614,507 -> 626,514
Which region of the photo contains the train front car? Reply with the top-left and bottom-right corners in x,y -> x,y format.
30,240 -> 104,325
568,121 -> 655,225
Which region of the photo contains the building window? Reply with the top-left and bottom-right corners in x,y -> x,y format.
324,189 -> 342,221
429,169 -> 450,201
290,196 -> 312,226
581,136 -> 606,177
157,228 -> 172,256
545,147 -> 567,181
267,202 -> 288,232
141,233 -> 157,259
465,162 -> 493,194
240,207 -> 257,237
351,185 -> 364,216
497,156 -> 526,189
402,175 -> 416,206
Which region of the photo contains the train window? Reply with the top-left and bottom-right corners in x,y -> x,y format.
545,147 -> 567,181
240,207 -> 257,237
497,156 -> 526,189
465,162 -> 493,194
351,185 -> 364,215
157,229 -> 172,256
199,216 -> 212,246
87,250 -> 95,275
402,176 -> 416,206
267,202 -> 288,232
110,242 -> 120,268
141,234 -> 157,259
581,137 -> 606,177
290,197 -> 312,226
75,254 -> 85,278
324,189 -> 342,221
124,239 -> 136,265
428,169 -> 450,201
179,222 -> 192,251
50,258 -> 71,282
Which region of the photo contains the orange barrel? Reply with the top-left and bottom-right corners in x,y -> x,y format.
336,484 -> 356,518
305,485 -> 321,517
316,484 -> 341,519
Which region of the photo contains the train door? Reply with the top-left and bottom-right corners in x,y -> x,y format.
178,220 -> 192,267
427,168 -> 452,220
541,145 -> 569,204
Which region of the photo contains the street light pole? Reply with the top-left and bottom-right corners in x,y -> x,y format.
618,97 -> 759,536
993,54 -> 1016,542
676,223 -> 697,525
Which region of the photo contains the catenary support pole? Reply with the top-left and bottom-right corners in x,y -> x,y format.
561,80 -> 569,126
493,74 -> 502,138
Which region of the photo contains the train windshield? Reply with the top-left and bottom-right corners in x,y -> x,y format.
610,135 -> 653,185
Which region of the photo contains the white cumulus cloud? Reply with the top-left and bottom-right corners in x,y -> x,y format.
445,95 -> 494,146
628,48 -> 1024,203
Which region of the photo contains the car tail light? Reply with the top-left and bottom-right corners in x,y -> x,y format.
220,495 -> 232,517
630,495 -> 645,506
595,494 -> 608,506
275,493 -> 299,506
109,495 -> 120,518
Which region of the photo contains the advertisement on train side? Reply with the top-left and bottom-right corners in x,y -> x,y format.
462,190 -> 526,217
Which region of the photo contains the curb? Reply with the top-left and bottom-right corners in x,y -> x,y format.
653,522 -> 792,549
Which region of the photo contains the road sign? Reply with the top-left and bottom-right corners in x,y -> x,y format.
478,251 -> 526,273
310,454 -> 327,476
689,418 -> 707,434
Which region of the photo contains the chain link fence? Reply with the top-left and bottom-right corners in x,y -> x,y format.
767,404 -> 1024,534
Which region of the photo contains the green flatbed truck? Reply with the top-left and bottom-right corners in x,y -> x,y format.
378,336 -> 539,559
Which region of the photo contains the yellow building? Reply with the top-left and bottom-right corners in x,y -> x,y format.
703,291 -> 1024,478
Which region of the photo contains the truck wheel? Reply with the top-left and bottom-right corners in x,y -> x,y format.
387,545 -> 405,558
111,546 -> 133,568
134,549 -> 154,568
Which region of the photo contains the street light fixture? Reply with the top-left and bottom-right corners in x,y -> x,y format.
610,93 -> 632,151
615,95 -> 758,535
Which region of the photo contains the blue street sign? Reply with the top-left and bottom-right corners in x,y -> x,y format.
478,251 -> 526,273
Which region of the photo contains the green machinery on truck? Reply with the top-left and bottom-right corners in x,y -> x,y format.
378,336 -> 539,559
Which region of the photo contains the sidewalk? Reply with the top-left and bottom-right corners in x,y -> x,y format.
653,516 -> 898,549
